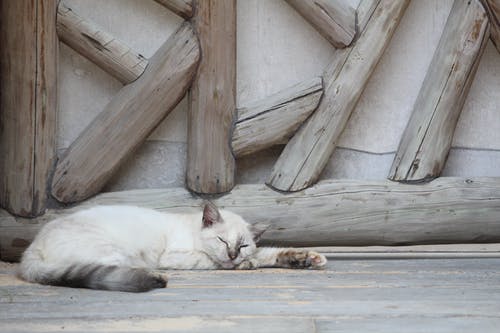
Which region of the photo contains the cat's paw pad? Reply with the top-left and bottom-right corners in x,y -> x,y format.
277,250 -> 327,269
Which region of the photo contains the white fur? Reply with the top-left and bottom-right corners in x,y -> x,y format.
20,205 -> 327,288
20,205 -> 258,282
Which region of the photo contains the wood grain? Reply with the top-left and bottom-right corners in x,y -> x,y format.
232,77 -> 323,157
187,0 -> 237,194
2,259 -> 500,332
57,1 -> 148,84
389,0 -> 490,183
51,22 -> 200,203
0,0 -> 58,217
154,0 -> 193,19
480,0 -> 500,53
285,0 -> 356,48
3,177 -> 500,261
268,0 -> 409,192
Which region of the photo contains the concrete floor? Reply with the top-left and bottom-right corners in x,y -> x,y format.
1,252 -> 500,333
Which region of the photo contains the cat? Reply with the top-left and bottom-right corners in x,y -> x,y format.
19,202 -> 327,292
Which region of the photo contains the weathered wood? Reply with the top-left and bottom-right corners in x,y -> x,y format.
187,0 -> 237,194
232,77 -> 323,157
480,0 -> 500,53
356,0 -> 381,33
389,0 -> 490,183
2,259 -> 500,333
0,0 -> 58,217
51,22 -> 200,203
3,177 -> 500,261
57,1 -> 148,84
285,0 -> 356,48
268,0 -> 409,192
154,0 -> 193,19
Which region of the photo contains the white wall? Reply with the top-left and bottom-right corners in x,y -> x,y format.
59,0 -> 500,192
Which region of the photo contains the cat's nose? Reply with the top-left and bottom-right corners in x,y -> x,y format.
228,250 -> 238,260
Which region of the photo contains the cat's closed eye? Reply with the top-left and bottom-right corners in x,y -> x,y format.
218,236 -> 249,249
217,236 -> 228,246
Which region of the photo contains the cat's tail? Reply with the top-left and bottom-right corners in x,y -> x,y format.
19,251 -> 167,292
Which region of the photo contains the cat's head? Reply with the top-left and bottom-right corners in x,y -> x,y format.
199,202 -> 266,269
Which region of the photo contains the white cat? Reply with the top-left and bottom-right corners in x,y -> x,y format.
19,202 -> 327,292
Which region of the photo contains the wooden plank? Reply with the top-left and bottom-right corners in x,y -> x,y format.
389,0 -> 490,183
285,0 -> 356,48
268,0 -> 409,192
232,77 -> 323,157
0,0 -> 58,217
154,0 -> 193,19
57,1 -> 148,85
187,0 -> 237,194
1,259 -> 500,333
3,177 -> 500,261
480,0 -> 500,53
51,22 -> 200,203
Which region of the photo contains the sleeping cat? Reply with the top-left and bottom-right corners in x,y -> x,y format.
19,202 -> 327,292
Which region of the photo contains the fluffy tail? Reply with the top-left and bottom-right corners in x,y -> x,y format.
19,252 -> 167,292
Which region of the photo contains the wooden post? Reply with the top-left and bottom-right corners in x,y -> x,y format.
389,0 -> 490,183
268,0 -> 409,192
480,0 -> 500,53
3,177 -> 500,261
51,22 -> 200,203
187,0 -> 237,194
232,77 -> 323,157
285,0 -> 356,48
57,1 -> 148,85
0,0 -> 58,217
154,0 -> 193,19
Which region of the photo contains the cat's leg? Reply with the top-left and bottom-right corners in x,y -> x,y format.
242,248 -> 327,269
158,250 -> 219,270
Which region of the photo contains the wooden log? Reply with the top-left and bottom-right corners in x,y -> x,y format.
232,77 -> 323,157
480,0 -> 500,53
3,177 -> 500,261
57,1 -> 148,84
389,0 -> 490,183
187,0 -> 236,194
285,0 -> 356,48
268,0 -> 409,192
154,0 -> 193,19
0,0 -> 58,217
51,22 -> 200,203
356,0 -> 381,31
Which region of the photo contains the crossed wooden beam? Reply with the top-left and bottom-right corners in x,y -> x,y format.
0,0 -> 499,261
0,0 -> 499,211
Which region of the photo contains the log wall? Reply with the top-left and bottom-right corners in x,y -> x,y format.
57,1 -> 148,85
187,0 -> 237,194
2,177 -> 500,261
389,0 -> 490,183
0,0 -> 58,217
268,0 -> 409,192
51,23 -> 200,203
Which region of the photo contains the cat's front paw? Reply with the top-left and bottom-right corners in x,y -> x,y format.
276,250 -> 327,269
235,259 -> 258,270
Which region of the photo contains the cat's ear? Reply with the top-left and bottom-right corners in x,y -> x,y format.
249,223 -> 268,242
202,201 -> 222,228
